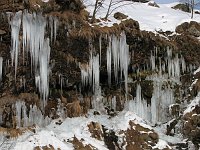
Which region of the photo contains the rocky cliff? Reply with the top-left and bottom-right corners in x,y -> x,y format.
0,0 -> 200,149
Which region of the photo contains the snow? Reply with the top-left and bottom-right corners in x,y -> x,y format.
41,0 -> 49,2
183,93 -> 200,115
153,139 -> 172,149
11,111 -> 157,150
194,66 -> 200,74
85,0 -> 200,32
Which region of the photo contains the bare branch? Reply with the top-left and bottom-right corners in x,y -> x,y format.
104,1 -> 134,19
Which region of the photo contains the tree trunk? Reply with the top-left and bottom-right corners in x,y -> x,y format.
104,0 -> 112,20
91,0 -> 99,23
191,0 -> 194,19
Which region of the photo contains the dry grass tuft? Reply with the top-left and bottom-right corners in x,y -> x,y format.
66,98 -> 82,117
0,125 -> 36,139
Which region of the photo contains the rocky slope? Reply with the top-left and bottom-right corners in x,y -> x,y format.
0,0 -> 200,149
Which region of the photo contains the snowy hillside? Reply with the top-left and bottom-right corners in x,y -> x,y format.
85,0 -> 200,31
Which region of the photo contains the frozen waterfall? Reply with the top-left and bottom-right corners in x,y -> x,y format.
106,32 -> 130,98
127,48 -> 187,124
8,11 -> 22,79
8,11 -> 58,107
0,57 -> 3,82
80,52 -> 100,96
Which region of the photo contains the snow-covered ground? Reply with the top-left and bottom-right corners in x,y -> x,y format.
10,111 -> 172,150
85,0 -> 200,32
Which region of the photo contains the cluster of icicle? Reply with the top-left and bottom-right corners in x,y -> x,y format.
149,48 -> 186,82
14,101 -> 51,128
7,11 -> 58,107
126,48 -> 189,124
80,32 -> 129,110
107,32 -> 130,97
80,52 -> 100,96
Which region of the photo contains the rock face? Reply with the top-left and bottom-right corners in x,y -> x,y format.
0,0 -> 200,149
125,121 -> 160,150
176,21 -> 200,37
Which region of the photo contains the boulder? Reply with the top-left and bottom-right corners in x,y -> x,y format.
114,12 -> 128,20
172,3 -> 191,13
148,1 -> 159,8
176,21 -> 200,37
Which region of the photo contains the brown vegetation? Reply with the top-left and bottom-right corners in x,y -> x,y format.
66,98 -> 82,117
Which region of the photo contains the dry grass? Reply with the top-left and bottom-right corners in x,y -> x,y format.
0,125 -> 35,139
48,7 -> 139,39
66,98 -> 82,117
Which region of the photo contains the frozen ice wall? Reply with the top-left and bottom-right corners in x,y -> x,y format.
127,48 -> 188,124
15,101 -> 51,127
8,11 -> 22,79
8,11 -> 58,107
80,52 -> 100,95
0,57 -> 3,82
106,32 -> 130,98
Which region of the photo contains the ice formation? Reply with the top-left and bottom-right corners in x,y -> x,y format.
107,37 -> 112,87
49,16 -> 58,43
127,48 -> 187,124
23,12 -> 50,107
150,48 -> 186,81
8,11 -> 22,78
15,101 -> 51,127
126,84 -> 151,121
8,11 -> 58,107
80,52 -> 100,95
38,38 -> 51,107
106,32 -> 130,97
0,57 -> 3,82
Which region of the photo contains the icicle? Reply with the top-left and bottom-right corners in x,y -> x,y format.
80,52 -> 100,96
150,51 -> 156,70
125,84 -> 150,121
38,38 -> 50,107
22,11 -> 47,71
181,55 -> 186,73
92,54 -> 100,95
119,32 -> 129,98
107,37 -> 112,87
9,11 -> 22,79
49,16 -> 54,43
99,34 -> 102,64
111,96 -> 116,111
54,17 -> 58,43
49,16 -> 58,43
0,57 -> 3,82
15,101 -> 22,128
22,11 -> 51,107
111,35 -> 120,82
22,103 -> 28,127
107,32 -> 130,98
